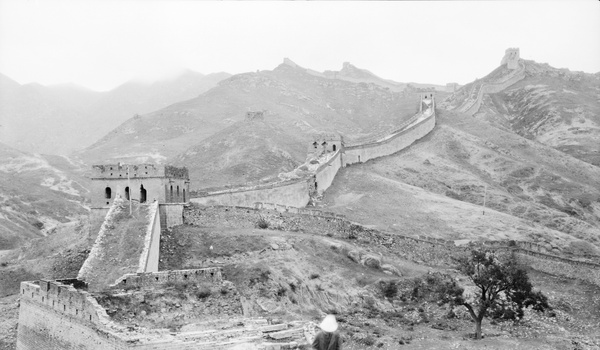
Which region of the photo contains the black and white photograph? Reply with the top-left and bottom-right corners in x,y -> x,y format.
1,0 -> 599,349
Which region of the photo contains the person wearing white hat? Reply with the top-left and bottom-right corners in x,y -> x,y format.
312,314 -> 342,350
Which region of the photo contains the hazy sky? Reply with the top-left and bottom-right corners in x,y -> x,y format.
1,0 -> 599,91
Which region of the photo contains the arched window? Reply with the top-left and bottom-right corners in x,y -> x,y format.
333,144 -> 337,152
125,187 -> 130,200
140,185 -> 147,203
183,189 -> 186,202
105,187 -> 111,199
170,185 -> 173,201
177,185 -> 180,197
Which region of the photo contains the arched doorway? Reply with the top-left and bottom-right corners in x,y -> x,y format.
125,187 -> 130,200
140,185 -> 147,203
105,187 -> 112,199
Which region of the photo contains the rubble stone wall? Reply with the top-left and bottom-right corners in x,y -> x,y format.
183,204 -> 600,285
110,268 -> 223,289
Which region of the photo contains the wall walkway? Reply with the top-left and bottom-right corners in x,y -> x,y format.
457,62 -> 526,116
191,97 -> 437,208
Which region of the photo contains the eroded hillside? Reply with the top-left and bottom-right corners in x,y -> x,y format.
320,108 -> 600,256
462,61 -> 600,167
0,143 -> 90,250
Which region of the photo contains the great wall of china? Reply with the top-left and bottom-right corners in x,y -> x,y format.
16,50 -> 600,349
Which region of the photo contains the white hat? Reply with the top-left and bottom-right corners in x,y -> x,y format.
319,314 -> 338,333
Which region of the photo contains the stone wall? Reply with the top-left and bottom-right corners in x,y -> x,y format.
109,268 -> 223,289
191,178 -> 310,208
343,112 -> 436,166
159,203 -> 184,229
514,250 -> 600,286
191,99 -> 436,209
183,204 -> 600,286
138,201 -> 161,273
16,280 -> 123,350
78,199 -> 123,281
315,150 -> 342,195
461,65 -> 526,116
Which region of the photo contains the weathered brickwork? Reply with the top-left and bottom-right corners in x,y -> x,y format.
192,99 -> 436,208
110,268 -> 223,289
158,203 -> 184,229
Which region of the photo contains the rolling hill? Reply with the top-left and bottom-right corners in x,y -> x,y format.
79,59 -> 435,186
0,142 -> 90,250
0,71 -> 230,155
444,60 -> 600,167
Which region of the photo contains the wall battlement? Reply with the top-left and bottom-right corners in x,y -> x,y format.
192,96 -> 436,208
19,279 -> 109,326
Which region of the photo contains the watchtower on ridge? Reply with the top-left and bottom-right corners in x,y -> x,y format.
90,163 -> 190,209
419,90 -> 435,113
308,133 -> 343,158
501,48 -> 520,70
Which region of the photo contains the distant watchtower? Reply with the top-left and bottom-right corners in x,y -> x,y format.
90,163 -> 190,209
419,90 -> 435,113
308,133 -> 343,158
501,48 -> 520,70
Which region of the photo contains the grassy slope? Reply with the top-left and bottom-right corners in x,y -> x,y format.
0,143 -> 90,250
173,116 -> 307,190
79,64 -> 422,166
319,108 -> 600,255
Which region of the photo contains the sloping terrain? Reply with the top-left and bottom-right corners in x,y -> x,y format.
173,115 -> 307,190
445,60 -> 600,167
79,60 -> 425,167
155,215 -> 600,349
78,200 -> 153,290
0,71 -> 229,155
320,108 -> 600,255
485,61 -> 600,166
0,142 -> 89,250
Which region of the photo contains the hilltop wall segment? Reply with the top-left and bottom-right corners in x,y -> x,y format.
191,95 -> 436,208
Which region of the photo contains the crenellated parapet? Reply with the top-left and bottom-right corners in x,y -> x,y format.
90,163 -> 190,208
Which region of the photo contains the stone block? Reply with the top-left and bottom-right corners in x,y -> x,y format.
361,254 -> 382,269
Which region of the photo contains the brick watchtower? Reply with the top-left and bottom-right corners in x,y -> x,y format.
90,163 -> 189,209
501,48 -> 520,70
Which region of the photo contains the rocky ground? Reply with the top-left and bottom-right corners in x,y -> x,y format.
157,223 -> 600,349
